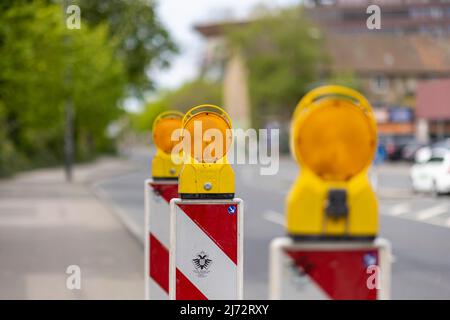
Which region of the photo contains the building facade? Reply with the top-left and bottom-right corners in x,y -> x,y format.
195,0 -> 450,139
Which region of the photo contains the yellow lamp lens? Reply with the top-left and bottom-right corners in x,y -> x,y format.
184,111 -> 232,163
293,98 -> 376,181
152,115 -> 183,154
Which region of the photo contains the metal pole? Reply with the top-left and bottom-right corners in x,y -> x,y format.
64,99 -> 74,182
62,0 -> 74,182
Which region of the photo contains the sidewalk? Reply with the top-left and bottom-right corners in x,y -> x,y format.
0,158 -> 144,299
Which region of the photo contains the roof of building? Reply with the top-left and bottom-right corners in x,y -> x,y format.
194,21 -> 249,38
195,20 -> 450,75
324,33 -> 450,75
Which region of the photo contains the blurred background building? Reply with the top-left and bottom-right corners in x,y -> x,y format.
195,0 -> 450,157
306,0 -> 450,35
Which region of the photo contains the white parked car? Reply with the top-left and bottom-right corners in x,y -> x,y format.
410,148 -> 450,195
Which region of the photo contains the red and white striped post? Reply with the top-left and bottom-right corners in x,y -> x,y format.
169,198 -> 244,300
269,237 -> 391,300
145,178 -> 179,300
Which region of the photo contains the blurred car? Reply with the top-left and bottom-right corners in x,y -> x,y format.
380,135 -> 415,161
410,148 -> 450,195
401,141 -> 426,162
431,138 -> 450,150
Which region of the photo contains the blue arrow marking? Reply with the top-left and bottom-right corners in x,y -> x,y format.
228,205 -> 236,215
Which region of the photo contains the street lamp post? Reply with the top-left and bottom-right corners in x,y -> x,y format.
64,98 -> 74,182
61,0 -> 74,183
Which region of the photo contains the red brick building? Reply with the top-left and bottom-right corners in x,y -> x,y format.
416,79 -> 450,141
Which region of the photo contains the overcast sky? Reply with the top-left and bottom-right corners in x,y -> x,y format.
152,0 -> 299,90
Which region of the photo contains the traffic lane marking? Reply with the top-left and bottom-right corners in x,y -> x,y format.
417,204 -> 449,221
262,210 -> 285,227
388,203 -> 410,216
380,196 -> 450,229
262,201 -> 450,232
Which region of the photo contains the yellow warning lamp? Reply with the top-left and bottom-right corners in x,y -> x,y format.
151,111 -> 184,180
178,104 -> 234,199
286,85 -> 378,240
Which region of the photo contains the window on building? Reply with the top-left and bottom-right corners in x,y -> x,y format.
370,74 -> 390,94
429,7 -> 443,19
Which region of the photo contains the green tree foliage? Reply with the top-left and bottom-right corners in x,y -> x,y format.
132,79 -> 222,132
0,1 -> 126,175
312,72 -> 361,92
226,6 -> 327,128
0,1 -> 176,176
78,0 -> 178,94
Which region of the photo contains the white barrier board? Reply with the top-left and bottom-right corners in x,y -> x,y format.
144,178 -> 178,300
169,198 -> 244,300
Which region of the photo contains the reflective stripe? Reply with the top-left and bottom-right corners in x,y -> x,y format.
286,249 -> 378,300
178,203 -> 237,263
176,268 -> 207,300
149,233 -> 169,293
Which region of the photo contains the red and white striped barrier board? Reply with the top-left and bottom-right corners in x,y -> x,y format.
169,198 -> 244,300
144,179 -> 179,300
269,237 -> 391,300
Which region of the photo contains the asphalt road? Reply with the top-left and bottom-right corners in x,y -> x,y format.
96,148 -> 450,299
